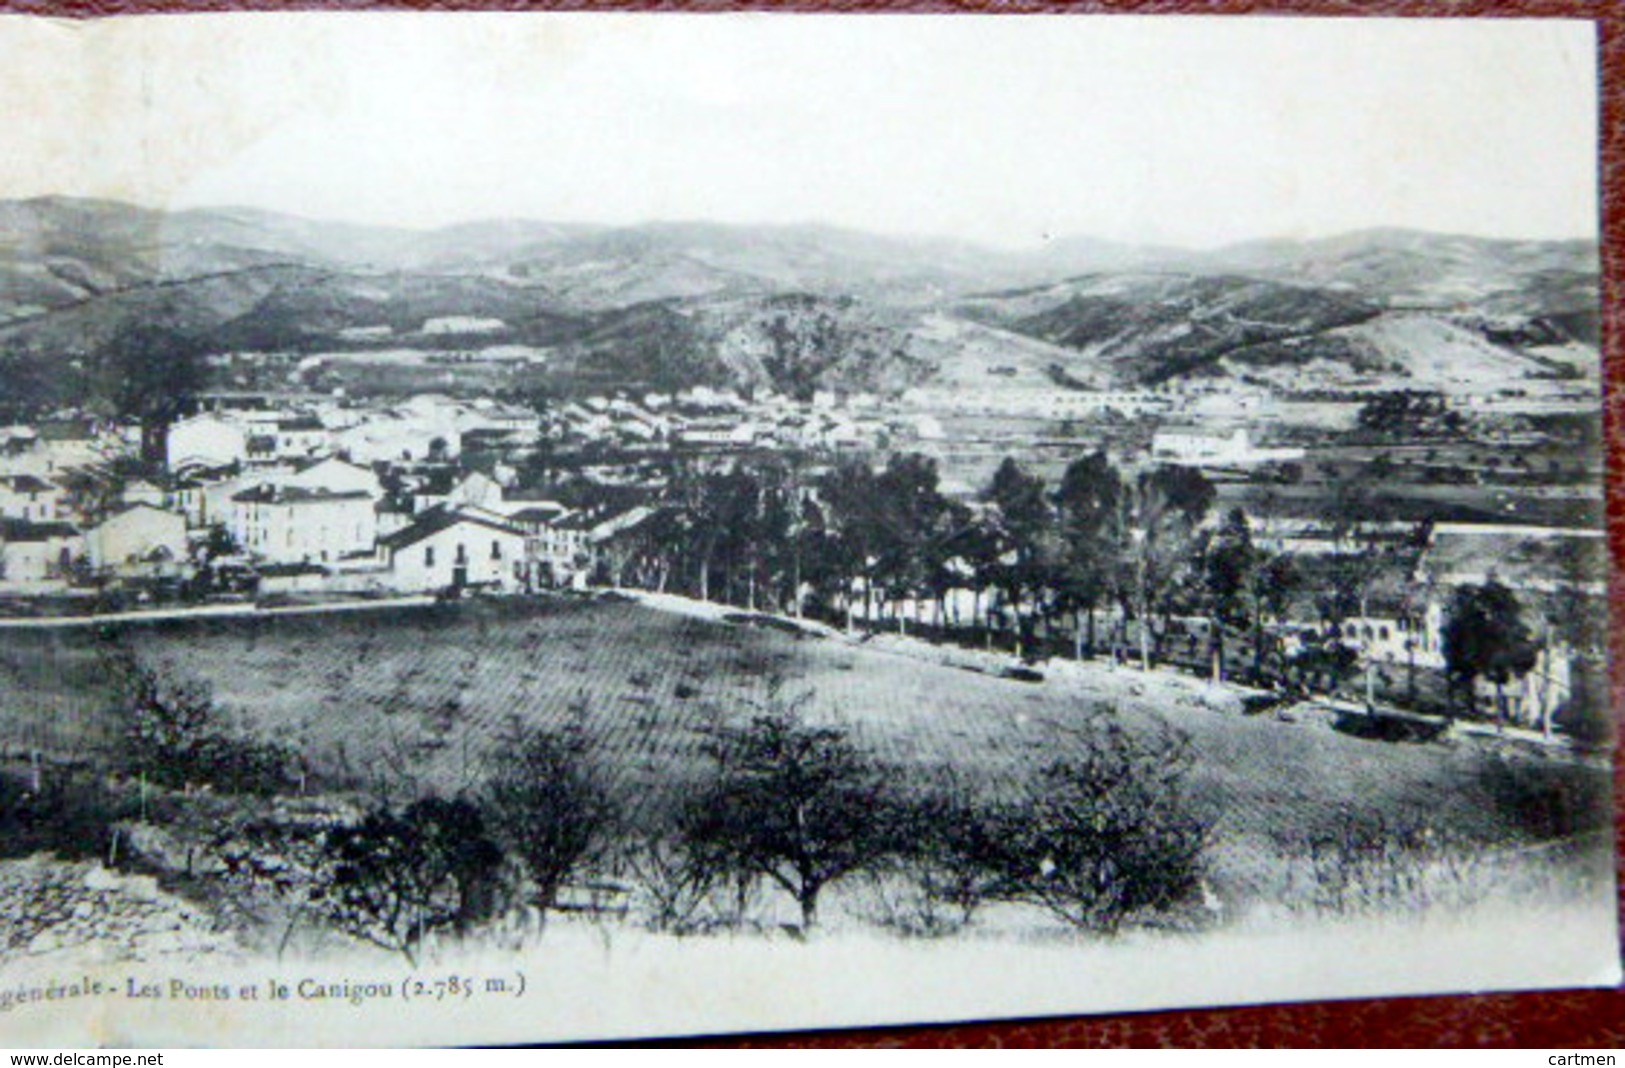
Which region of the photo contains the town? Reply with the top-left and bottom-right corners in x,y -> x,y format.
0,342 -> 1604,744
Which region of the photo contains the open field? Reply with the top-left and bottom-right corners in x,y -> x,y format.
0,594 -> 1609,918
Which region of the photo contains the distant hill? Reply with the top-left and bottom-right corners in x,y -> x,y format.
0,198 -> 1192,320
0,198 -> 1601,406
1204,228 -> 1599,318
957,273 -> 1383,385
452,222 -> 1097,309
956,265 -> 1597,391
543,291 -> 1111,398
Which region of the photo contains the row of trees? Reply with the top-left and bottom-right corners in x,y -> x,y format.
173,686 -> 1208,962
601,450 -> 1564,721
104,648 -> 1207,959
607,451 -> 1339,683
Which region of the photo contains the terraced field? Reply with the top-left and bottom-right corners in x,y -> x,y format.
0,594 -> 1609,910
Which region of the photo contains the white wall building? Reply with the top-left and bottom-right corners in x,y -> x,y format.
229,485 -> 379,565
1151,428 -> 1305,466
0,475 -> 62,523
0,520 -> 82,592
168,414 -> 250,471
279,457 -> 383,501
85,504 -> 189,574
378,510 -> 528,592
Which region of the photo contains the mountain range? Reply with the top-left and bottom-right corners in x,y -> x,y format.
0,195 -> 1600,406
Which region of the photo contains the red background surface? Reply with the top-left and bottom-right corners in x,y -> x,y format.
3,0 -> 1620,1047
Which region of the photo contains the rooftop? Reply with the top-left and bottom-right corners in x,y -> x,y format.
378,508 -> 525,552
231,485 -> 373,505
0,518 -> 79,542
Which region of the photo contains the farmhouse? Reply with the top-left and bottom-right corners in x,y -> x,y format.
377,509 -> 527,593
1330,604 -> 1446,671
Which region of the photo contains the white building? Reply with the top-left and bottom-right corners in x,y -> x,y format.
1151,428 -> 1305,466
334,412 -> 460,464
279,457 -> 383,501
265,416 -> 331,461
0,475 -> 62,523
902,387 -> 1171,420
229,485 -> 378,565
85,504 -> 189,574
378,510 -> 528,592
1330,604 -> 1447,671
168,414 -> 250,471
121,479 -> 167,509
422,316 -> 505,336
448,470 -> 505,511
533,510 -> 595,578
0,519 -> 82,592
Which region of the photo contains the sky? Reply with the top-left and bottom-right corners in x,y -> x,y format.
0,13 -> 1600,250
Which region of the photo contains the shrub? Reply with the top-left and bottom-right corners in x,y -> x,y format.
864,771 -> 1013,938
621,828 -> 736,935
0,763 -> 122,862
990,713 -> 1209,933
320,796 -> 505,963
110,651 -> 292,796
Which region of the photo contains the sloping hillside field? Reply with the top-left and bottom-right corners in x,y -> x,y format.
0,595 -> 1608,918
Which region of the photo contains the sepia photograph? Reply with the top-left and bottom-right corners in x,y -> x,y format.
0,11 -> 1615,1046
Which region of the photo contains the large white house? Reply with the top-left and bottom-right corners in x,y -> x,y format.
168,414 -> 250,472
377,509 -> 528,592
229,485 -> 378,565
1151,428 -> 1305,467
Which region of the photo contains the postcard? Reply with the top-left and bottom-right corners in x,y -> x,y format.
0,11 -> 1613,1046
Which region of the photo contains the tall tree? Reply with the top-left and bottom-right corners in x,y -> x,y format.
1441,580 -> 1540,725
817,454 -> 958,634
100,322 -> 210,464
484,718 -> 620,916
1202,508 -> 1255,683
816,459 -> 886,631
872,453 -> 955,634
1114,465 -> 1214,671
1053,451 -> 1120,660
984,458 -> 1054,657
686,689 -> 893,931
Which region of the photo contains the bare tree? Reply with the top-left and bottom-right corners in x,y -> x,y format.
483,717 -> 620,916
685,687 -> 894,932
